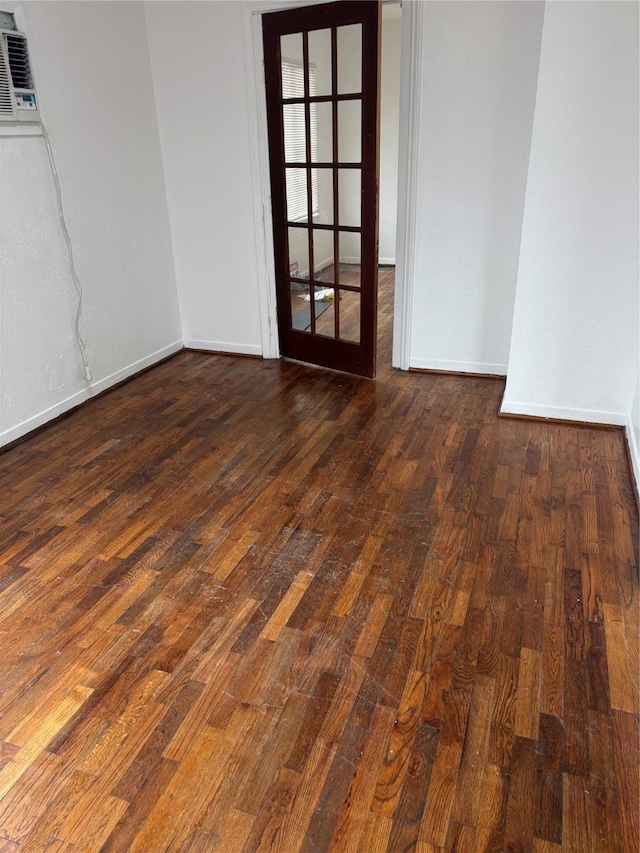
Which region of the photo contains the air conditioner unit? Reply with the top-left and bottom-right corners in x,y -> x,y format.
0,24 -> 39,122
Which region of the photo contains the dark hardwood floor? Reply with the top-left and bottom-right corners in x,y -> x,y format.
0,271 -> 637,851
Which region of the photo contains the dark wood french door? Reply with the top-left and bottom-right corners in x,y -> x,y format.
263,1 -> 381,378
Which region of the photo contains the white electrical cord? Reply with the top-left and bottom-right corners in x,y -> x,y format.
40,118 -> 92,383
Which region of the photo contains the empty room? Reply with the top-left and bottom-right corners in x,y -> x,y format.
0,1 -> 638,851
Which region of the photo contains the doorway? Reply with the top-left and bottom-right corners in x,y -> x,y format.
262,0 -> 380,378
376,0 -> 402,373
244,0 -> 419,373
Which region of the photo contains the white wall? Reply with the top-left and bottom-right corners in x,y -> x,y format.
0,1 -> 181,446
338,4 -> 401,266
144,1 -> 263,355
378,3 -> 401,265
502,2 -> 639,434
409,1 -> 544,375
631,369 -> 640,492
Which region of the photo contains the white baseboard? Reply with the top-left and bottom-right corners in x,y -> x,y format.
624,414 -> 640,496
409,357 -> 508,376
183,339 -> 263,357
1,388 -> 89,448
499,399 -> 628,427
378,258 -> 396,266
90,340 -> 184,396
0,340 -> 184,448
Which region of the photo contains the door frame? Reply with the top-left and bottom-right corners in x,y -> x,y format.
242,0 -> 423,369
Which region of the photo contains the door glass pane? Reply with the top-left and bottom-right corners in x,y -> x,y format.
337,24 -> 362,95
290,281 -> 313,332
288,225 -> 309,279
338,100 -> 361,163
281,34 -> 304,98
338,232 -> 361,287
312,169 -> 333,225
308,28 -> 331,97
286,169 -> 308,222
339,290 -> 360,343
313,229 -> 333,279
283,104 -> 306,163
311,102 -> 332,163
313,287 -> 336,339
338,169 -> 361,228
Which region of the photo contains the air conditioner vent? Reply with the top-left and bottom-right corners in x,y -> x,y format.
0,36 -> 15,118
0,29 -> 38,122
6,33 -> 32,89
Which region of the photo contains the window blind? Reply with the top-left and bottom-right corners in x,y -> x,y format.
282,59 -> 318,223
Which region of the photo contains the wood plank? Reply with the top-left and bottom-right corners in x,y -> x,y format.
533,713 -> 563,845
612,709 -> 640,852
603,603 -> 637,713
417,739 -> 463,848
354,812 -> 392,853
587,710 -> 622,853
327,704 -> 395,852
260,569 -> 315,642
372,669 -> 428,818
503,736 -> 537,852
514,647 -> 542,740
266,737 -> 337,852
451,674 -> 496,828
353,592 -> 393,658
474,763 -> 509,852
488,655 -> 519,768
563,773 -> 591,851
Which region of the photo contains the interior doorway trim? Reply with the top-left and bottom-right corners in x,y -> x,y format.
243,0 -> 422,366
392,0 -> 423,370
